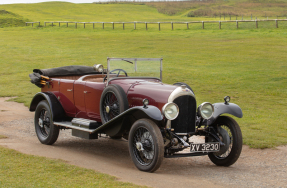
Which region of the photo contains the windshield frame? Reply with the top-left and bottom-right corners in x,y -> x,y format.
106,57 -> 163,85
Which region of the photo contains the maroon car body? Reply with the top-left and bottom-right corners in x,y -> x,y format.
42,77 -> 172,122
30,58 -> 243,172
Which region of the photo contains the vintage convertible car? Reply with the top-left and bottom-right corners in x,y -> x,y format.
29,58 -> 243,172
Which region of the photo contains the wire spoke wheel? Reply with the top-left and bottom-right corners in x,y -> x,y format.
38,109 -> 51,138
128,119 -> 164,172
102,91 -> 120,122
132,127 -> 154,166
213,125 -> 233,159
100,84 -> 129,127
34,100 -> 59,145
208,116 -> 242,166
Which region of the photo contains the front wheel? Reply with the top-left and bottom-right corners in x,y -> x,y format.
128,119 -> 164,172
207,116 -> 242,166
34,100 -> 59,145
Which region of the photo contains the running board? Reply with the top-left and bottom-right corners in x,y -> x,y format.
54,118 -> 101,133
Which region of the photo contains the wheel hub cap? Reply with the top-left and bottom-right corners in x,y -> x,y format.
136,142 -> 144,151
38,118 -> 43,128
106,106 -> 110,113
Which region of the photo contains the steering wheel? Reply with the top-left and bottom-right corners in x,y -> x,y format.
103,69 -> 128,82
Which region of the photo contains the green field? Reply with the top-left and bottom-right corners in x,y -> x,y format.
0,2 -> 286,149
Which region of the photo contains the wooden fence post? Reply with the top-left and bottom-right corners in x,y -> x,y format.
187,23 -> 189,29
67,22 -> 68,27
219,21 -> 221,29
112,22 -> 114,30
145,22 -> 147,30
75,22 -> 77,29
26,23 -> 27,26
276,20 -> 278,28
93,23 -> 94,29
59,22 -> 60,27
158,22 -> 160,31
102,23 -> 104,29
202,21 -> 204,29
32,23 -> 33,27
236,21 -> 238,29
123,23 -> 125,30
38,22 -> 40,26
52,22 -> 54,27
44,22 -> 46,27
134,22 -> 136,30
171,22 -> 173,30
256,20 -> 258,28
84,23 -> 86,28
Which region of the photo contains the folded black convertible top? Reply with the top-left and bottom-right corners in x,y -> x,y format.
33,65 -> 99,77
29,65 -> 102,88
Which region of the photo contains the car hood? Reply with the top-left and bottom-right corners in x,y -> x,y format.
126,79 -> 178,110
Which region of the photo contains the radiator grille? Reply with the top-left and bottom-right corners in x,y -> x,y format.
171,95 -> 196,134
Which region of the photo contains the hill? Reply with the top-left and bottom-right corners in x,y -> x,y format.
0,9 -> 29,27
1,0 -> 287,24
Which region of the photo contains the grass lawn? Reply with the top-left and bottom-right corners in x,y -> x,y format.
0,146 -> 143,187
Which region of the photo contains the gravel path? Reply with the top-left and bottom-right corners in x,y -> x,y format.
0,97 -> 286,188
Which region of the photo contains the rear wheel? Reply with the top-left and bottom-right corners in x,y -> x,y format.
128,119 -> 164,172
207,116 -> 242,166
34,100 -> 59,145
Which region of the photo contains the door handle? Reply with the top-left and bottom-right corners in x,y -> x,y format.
67,89 -> 73,91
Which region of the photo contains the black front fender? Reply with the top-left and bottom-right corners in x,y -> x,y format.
203,103 -> 243,126
95,105 -> 163,136
29,92 -> 65,121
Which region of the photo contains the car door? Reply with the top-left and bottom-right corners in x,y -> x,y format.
59,79 -> 76,116
84,82 -> 105,122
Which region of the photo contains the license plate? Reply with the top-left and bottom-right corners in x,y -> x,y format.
190,142 -> 220,152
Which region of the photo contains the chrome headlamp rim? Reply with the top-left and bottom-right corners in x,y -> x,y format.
198,102 -> 214,120
162,102 -> 179,120
93,64 -> 104,72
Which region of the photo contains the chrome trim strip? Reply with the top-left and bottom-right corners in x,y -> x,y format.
168,86 -> 195,102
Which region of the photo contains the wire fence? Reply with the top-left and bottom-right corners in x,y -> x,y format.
26,19 -> 287,30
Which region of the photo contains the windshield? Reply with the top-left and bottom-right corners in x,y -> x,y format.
107,58 -> 163,81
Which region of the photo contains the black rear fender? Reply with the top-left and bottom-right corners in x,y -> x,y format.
29,92 -> 65,121
203,103 -> 243,126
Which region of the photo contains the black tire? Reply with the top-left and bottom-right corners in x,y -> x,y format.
34,100 -> 59,145
100,84 -> 129,124
173,82 -> 194,94
208,116 -> 242,166
128,119 -> 164,172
